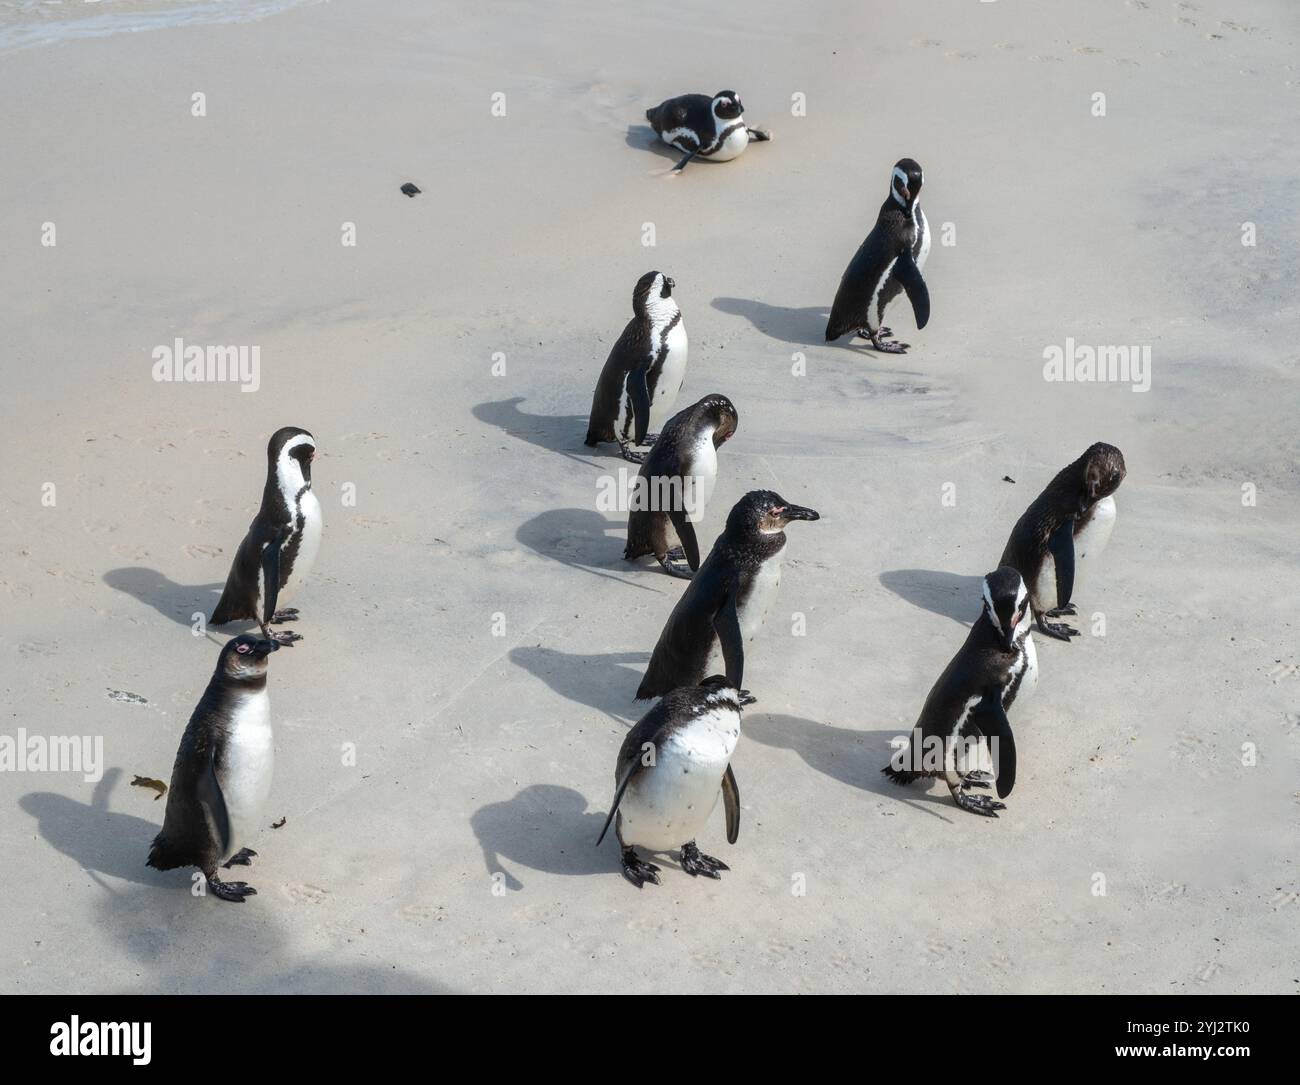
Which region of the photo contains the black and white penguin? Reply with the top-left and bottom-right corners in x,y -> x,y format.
585,271 -> 689,463
597,675 -> 753,887
624,394 -> 738,579
882,567 -> 1038,817
644,90 -> 771,173
998,442 -> 1127,642
210,426 -> 322,645
825,157 -> 931,354
636,490 -> 819,700
146,634 -> 279,900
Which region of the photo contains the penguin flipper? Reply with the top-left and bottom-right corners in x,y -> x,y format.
259,530 -> 286,630
973,692 -> 1017,798
596,759 -> 642,847
1047,518 -> 1076,609
892,248 -> 930,330
196,752 -> 232,865
667,508 -> 701,570
721,763 -> 740,845
629,366 -> 652,446
714,591 -> 745,688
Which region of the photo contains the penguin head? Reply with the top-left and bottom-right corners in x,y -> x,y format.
982,567 -> 1030,652
632,271 -> 676,317
268,426 -> 316,485
696,394 -> 739,447
890,158 -> 924,208
711,91 -> 743,121
727,490 -> 821,538
699,674 -> 756,708
221,634 -> 279,680
1079,443 -> 1126,509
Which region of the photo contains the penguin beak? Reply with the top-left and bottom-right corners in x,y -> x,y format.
781,505 -> 820,522
252,639 -> 279,657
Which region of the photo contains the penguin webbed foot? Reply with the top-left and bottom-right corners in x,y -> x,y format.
620,847 -> 661,889
1046,604 -> 1078,617
619,442 -> 648,465
679,840 -> 729,879
952,789 -> 1005,818
960,770 -> 993,791
270,609 -> 299,623
267,629 -> 303,646
864,328 -> 909,354
657,553 -> 694,580
206,873 -> 257,902
746,127 -> 772,142
1036,614 -> 1080,641
222,848 -> 257,868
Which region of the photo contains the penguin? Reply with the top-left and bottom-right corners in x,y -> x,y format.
146,634 -> 279,900
636,490 -> 819,700
644,90 -> 771,173
210,426 -> 322,645
825,157 -> 931,354
998,442 -> 1127,642
585,271 -> 688,463
882,567 -> 1037,817
597,675 -> 754,887
624,394 -> 738,579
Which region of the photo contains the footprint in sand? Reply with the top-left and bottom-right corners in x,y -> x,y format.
283,883 -> 329,904
183,543 -> 222,559
1195,960 -> 1222,983
945,51 -> 977,61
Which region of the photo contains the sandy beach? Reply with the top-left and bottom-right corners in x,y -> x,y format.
1,0 -> 1297,993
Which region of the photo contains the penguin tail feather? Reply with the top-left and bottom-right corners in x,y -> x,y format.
645,107 -> 655,124
146,833 -> 183,871
880,764 -> 920,787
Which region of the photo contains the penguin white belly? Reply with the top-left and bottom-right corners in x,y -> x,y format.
647,321 -> 688,433
683,435 -> 718,524
915,206 -> 931,270
619,711 -> 739,852
1073,496 -> 1116,594
708,122 -> 750,162
217,690 -> 274,859
1032,553 -> 1058,612
1018,634 -> 1040,703
738,557 -> 782,641
281,490 -> 322,601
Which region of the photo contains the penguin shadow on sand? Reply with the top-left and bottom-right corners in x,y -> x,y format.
19,768 -> 178,891
743,714 -> 957,822
103,566 -> 224,629
878,569 -> 983,627
516,507 -> 665,592
510,644 -> 647,721
471,784 -> 613,891
471,397 -> 603,468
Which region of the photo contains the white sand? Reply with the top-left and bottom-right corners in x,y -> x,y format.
1,0 -> 1296,993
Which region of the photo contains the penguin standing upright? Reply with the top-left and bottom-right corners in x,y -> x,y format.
998,442 -> 1127,642
882,567 -> 1037,817
624,394 -> 738,578
586,271 -> 688,463
211,426 -> 322,645
597,675 -> 753,888
644,90 -> 771,173
636,490 -> 819,700
825,158 -> 931,354
147,634 -> 280,900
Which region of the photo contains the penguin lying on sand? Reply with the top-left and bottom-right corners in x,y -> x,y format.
624,394 -> 738,578
644,90 -> 771,173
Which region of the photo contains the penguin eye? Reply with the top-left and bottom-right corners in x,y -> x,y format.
235,643 -> 251,654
